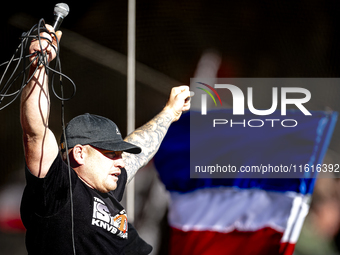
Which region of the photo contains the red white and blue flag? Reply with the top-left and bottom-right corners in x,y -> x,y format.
154,110 -> 337,255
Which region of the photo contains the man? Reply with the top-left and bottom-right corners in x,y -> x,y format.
20,25 -> 190,254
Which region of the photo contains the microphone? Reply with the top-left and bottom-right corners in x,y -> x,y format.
53,3 -> 70,31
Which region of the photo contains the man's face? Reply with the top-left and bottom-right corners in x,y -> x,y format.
78,145 -> 125,193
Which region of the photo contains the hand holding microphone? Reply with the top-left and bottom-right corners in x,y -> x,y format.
29,25 -> 62,67
29,3 -> 69,67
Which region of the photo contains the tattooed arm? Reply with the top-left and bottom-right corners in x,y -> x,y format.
123,86 -> 191,183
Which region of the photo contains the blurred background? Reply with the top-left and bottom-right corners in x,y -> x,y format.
1,0 -> 340,254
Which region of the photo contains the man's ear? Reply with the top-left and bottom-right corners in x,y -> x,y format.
72,144 -> 85,165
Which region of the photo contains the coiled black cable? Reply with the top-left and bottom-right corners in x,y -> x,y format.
0,18 -> 76,109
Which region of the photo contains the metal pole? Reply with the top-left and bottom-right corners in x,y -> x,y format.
127,0 -> 136,223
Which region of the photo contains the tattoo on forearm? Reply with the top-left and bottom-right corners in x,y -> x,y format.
123,110 -> 173,183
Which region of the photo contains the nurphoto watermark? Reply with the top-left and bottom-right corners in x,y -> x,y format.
189,78 -> 338,179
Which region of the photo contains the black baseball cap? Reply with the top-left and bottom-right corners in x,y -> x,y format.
60,113 -> 141,154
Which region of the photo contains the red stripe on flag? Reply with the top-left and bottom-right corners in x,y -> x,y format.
170,227 -> 294,255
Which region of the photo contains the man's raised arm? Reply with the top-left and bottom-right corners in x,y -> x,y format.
20,25 -> 62,178
123,86 -> 191,183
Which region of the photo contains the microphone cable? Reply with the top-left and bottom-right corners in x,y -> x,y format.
0,18 -> 76,108
58,59 -> 77,255
0,18 -> 77,255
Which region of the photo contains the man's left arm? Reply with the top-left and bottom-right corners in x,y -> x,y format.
123,85 -> 191,183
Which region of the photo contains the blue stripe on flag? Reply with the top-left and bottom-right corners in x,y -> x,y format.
154,110 -> 337,194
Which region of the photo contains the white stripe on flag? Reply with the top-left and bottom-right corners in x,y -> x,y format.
168,187 -> 304,234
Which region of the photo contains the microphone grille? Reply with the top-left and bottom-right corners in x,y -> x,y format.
54,3 -> 70,18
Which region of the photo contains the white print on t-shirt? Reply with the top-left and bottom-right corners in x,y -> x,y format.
92,197 -> 128,239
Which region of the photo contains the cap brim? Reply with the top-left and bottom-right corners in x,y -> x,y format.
89,140 -> 141,154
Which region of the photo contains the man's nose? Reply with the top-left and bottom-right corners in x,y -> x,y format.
114,157 -> 125,169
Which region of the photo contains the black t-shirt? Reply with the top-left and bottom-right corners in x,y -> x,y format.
20,153 -> 152,255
